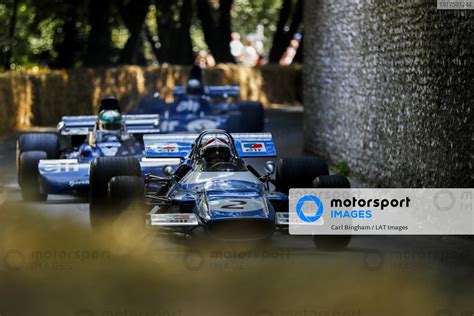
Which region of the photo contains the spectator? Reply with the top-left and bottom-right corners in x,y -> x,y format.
195,50 -> 216,68
230,32 -> 244,59
280,33 -> 302,66
240,41 -> 259,67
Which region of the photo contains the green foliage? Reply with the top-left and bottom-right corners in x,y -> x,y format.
190,24 -> 208,52
29,18 -> 62,59
333,160 -> 350,177
231,0 -> 282,54
0,0 -> 284,69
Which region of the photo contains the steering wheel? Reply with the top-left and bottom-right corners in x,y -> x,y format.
208,162 -> 236,171
96,131 -> 122,142
99,132 -> 120,138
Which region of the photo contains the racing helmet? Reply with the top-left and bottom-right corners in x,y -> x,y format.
186,79 -> 204,96
200,137 -> 232,164
98,110 -> 123,131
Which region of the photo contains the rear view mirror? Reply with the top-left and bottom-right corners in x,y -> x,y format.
264,161 -> 275,175
163,165 -> 174,177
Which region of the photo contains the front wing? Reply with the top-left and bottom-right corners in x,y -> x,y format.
38,157 -> 181,195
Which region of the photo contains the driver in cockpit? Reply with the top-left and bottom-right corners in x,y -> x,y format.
200,137 -> 232,165
196,136 -> 246,172
87,109 -> 130,146
79,109 -> 135,159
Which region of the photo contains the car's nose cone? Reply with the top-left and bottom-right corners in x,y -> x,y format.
204,191 -> 275,241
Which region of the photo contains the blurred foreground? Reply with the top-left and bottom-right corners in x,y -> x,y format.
1,199 -> 473,316
1,108 -> 473,316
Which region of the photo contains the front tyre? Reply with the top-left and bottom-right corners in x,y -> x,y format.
20,151 -> 47,201
313,235 -> 352,250
89,157 -> 141,230
108,176 -> 145,220
313,175 -> 351,188
312,175 -> 352,250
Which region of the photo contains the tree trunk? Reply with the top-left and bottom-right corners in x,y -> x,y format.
155,0 -> 194,65
118,0 -> 151,65
215,0 -> 234,63
3,0 -> 19,69
268,0 -> 302,63
294,35 -> 303,63
53,3 -> 79,68
85,0 -> 112,67
144,25 -> 160,63
196,0 -> 235,64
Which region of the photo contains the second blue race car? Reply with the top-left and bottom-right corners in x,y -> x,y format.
16,97 -> 172,201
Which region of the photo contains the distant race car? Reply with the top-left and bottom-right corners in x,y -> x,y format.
88,129 -> 352,250
16,98 -> 171,201
129,80 -> 265,133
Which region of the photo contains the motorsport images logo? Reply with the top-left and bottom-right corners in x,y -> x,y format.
290,188 -> 474,235
296,195 -> 324,223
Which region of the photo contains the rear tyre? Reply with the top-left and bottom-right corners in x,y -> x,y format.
312,175 -> 351,250
17,133 -> 60,186
89,157 -> 141,230
275,157 -> 329,195
237,101 -> 264,132
225,112 -> 242,133
20,151 -> 47,201
135,96 -> 167,114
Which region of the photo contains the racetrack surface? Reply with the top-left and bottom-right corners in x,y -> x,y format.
0,107 -> 473,315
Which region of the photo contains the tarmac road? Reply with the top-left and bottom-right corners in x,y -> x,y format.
1,107 -> 473,315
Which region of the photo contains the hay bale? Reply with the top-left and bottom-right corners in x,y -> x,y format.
0,64 -> 301,136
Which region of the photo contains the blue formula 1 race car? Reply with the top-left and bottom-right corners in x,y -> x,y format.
16,98 -> 172,201
129,79 -> 265,133
88,129 -> 352,249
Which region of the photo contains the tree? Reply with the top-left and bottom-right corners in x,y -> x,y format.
2,0 -> 19,69
196,0 -> 235,63
154,0 -> 194,65
117,0 -> 151,65
230,0 -> 282,57
268,0 -> 302,63
85,0 -> 113,67
50,0 -> 90,68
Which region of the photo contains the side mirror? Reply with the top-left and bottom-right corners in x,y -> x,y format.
163,165 -> 174,177
264,161 -> 275,175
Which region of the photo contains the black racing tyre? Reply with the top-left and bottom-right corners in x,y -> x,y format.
20,151 -> 47,201
275,157 -> 329,195
313,175 -> 351,188
89,157 -> 141,230
313,235 -> 351,250
135,96 -> 167,114
108,176 -> 145,217
17,133 -> 60,186
237,101 -> 264,132
312,175 -> 351,250
225,112 -> 242,133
